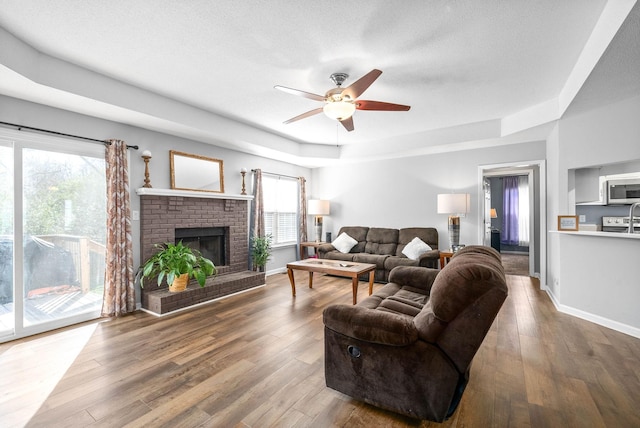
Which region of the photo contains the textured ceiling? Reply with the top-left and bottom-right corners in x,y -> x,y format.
0,0 -> 636,166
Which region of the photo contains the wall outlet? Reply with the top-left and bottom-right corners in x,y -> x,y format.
133,210 -> 140,221
579,214 -> 586,223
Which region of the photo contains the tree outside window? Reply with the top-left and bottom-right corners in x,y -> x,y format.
262,176 -> 298,245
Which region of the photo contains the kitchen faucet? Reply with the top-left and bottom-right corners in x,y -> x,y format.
629,202 -> 640,233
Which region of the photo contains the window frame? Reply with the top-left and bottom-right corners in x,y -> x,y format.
261,175 -> 299,246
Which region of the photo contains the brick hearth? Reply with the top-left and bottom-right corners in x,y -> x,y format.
137,188 -> 261,315
142,271 -> 265,315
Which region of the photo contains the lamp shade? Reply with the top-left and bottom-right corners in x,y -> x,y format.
308,199 -> 330,215
490,208 -> 498,219
323,101 -> 356,121
437,193 -> 470,214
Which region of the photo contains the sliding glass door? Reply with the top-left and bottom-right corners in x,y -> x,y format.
0,143 -> 14,337
0,131 -> 105,342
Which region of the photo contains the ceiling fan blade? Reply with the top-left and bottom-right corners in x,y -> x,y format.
356,100 -> 411,111
342,69 -> 382,100
274,85 -> 325,102
283,107 -> 324,124
340,116 -> 354,132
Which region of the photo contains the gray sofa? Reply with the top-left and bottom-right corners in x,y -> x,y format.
317,226 -> 439,282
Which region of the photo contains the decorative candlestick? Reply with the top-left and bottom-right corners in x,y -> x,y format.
240,167 -> 247,195
142,150 -> 152,188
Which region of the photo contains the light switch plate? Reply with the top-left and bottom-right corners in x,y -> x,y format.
579,214 -> 586,223
133,210 -> 140,221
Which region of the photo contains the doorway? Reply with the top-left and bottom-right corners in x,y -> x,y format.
478,161 -> 546,284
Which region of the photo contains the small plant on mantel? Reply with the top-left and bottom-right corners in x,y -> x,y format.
137,241 -> 217,292
251,234 -> 273,272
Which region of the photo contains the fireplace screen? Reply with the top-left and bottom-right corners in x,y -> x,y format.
175,227 -> 227,267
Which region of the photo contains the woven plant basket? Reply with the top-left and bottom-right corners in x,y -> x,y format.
169,273 -> 189,293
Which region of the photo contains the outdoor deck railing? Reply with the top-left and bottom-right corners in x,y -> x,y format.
37,235 -> 106,293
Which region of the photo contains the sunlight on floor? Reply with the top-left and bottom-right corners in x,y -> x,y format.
0,323 -> 98,428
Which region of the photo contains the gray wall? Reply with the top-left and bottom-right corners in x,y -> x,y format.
4,91 -> 640,335
548,93 -> 640,287
310,141 -> 546,249
1,95 -> 311,302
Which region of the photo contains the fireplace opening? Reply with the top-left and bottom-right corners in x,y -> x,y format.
175,227 -> 227,267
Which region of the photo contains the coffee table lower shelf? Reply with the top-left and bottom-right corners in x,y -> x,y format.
286,259 -> 376,305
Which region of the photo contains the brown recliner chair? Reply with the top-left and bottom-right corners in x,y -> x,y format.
322,246 -> 507,421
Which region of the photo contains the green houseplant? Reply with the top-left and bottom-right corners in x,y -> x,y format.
250,234 -> 272,272
137,241 -> 216,292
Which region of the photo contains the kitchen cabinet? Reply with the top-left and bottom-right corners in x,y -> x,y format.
575,167 -> 606,205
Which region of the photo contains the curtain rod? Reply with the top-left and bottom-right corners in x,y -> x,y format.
251,169 -> 300,180
0,121 -> 139,150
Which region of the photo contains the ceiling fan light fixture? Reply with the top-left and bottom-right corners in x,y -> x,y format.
276,69 -> 410,130
323,100 -> 356,121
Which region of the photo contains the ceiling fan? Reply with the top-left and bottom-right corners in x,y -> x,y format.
274,69 -> 410,132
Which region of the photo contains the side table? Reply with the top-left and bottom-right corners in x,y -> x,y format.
439,250 -> 455,269
300,241 -> 325,260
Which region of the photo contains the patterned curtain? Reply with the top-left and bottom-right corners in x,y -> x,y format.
298,177 -> 307,256
102,140 -> 135,317
251,169 -> 264,239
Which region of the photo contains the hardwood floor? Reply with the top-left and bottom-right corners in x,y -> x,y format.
500,253 -> 529,276
1,271 -> 639,427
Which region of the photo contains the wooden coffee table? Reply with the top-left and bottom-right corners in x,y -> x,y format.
286,259 -> 376,305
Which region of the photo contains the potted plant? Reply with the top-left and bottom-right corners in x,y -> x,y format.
251,234 -> 272,272
137,241 -> 216,292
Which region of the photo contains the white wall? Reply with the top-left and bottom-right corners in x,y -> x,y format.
560,94 -> 640,169
548,94 -> 640,297
545,123 -> 561,297
557,233 -> 640,337
311,141 -> 546,248
546,93 -> 640,335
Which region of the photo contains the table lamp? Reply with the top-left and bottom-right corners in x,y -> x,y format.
308,199 -> 330,243
437,193 -> 470,250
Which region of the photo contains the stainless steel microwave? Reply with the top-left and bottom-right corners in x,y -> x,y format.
607,178 -> 640,204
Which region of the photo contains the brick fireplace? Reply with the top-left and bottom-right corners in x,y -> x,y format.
137,188 -> 264,315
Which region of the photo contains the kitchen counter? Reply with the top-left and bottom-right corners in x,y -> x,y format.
551,230 -> 640,239
549,231 -> 640,338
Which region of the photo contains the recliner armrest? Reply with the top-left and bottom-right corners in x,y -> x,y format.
388,266 -> 439,293
417,249 -> 440,268
323,304 -> 418,346
317,243 -> 336,258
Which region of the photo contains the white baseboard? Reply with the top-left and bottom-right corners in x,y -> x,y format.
544,288 -> 640,339
266,267 -> 287,276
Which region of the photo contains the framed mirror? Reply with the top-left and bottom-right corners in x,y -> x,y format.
170,150 -> 224,193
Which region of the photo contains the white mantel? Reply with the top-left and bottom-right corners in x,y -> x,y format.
136,187 -> 253,201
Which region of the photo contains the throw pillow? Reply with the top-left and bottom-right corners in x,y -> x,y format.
332,232 -> 358,254
402,237 -> 432,260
